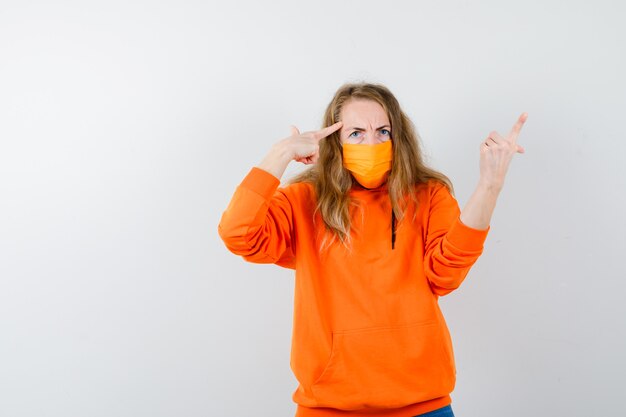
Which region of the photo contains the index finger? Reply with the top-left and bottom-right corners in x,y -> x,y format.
313,121 -> 343,140
509,112 -> 528,142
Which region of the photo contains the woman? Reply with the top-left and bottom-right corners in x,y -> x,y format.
218,82 -> 527,417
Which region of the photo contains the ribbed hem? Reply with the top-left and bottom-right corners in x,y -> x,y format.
445,217 -> 490,252
295,395 -> 451,417
240,167 -> 281,200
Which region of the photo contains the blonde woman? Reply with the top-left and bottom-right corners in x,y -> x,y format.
218,82 -> 527,417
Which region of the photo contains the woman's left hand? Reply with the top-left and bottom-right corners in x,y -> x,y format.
479,112 -> 528,191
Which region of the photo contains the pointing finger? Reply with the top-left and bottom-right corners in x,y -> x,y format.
313,121 -> 343,140
509,112 -> 528,143
290,125 -> 301,136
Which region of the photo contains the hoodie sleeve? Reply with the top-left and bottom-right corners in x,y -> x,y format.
423,181 -> 490,296
217,167 -> 295,269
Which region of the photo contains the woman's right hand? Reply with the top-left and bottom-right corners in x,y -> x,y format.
283,121 -> 343,165
257,121 -> 343,179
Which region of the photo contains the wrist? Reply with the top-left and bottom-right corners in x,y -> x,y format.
257,141 -> 293,180
271,139 -> 294,162
477,179 -> 503,194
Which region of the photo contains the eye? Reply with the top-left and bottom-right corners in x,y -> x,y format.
349,131 -> 361,138
380,129 -> 391,136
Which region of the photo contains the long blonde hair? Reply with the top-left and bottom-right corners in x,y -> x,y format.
288,82 -> 453,249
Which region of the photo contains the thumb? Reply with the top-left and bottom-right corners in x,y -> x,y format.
290,125 -> 301,136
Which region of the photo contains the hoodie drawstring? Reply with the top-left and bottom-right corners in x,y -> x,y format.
391,210 -> 396,250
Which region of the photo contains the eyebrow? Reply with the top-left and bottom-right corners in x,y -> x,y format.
345,125 -> 391,131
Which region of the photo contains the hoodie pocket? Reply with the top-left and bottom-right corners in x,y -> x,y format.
310,319 -> 455,410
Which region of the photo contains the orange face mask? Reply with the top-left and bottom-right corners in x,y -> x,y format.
342,140 -> 393,189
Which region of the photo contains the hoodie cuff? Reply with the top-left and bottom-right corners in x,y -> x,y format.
240,167 -> 281,200
445,217 -> 490,252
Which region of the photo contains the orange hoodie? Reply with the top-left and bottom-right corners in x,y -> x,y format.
218,167 -> 490,417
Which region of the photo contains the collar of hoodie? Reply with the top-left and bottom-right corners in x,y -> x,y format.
348,183 -> 396,250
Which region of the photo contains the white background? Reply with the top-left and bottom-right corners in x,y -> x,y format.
1,1 -> 625,416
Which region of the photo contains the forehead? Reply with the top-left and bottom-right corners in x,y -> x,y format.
340,99 -> 389,124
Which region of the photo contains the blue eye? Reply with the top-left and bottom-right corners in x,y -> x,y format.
381,129 -> 390,136
349,131 -> 361,138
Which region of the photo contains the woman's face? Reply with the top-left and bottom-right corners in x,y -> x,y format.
339,99 -> 392,145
